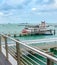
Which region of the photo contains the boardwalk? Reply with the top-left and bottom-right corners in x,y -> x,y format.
0,52 -> 12,65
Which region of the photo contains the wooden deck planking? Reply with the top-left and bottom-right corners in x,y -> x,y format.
0,52 -> 12,65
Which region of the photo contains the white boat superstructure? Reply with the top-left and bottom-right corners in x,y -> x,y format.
20,21 -> 55,35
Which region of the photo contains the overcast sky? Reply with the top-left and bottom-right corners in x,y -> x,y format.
0,0 -> 57,24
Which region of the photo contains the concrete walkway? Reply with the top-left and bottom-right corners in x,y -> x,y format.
0,52 -> 12,65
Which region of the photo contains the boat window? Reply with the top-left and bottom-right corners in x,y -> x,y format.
25,27 -> 28,29
35,25 -> 39,28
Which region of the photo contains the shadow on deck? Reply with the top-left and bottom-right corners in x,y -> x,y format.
0,52 -> 12,65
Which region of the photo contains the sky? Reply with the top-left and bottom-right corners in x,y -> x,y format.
0,0 -> 57,24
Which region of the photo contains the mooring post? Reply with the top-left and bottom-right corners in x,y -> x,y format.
14,34 -> 16,37
0,35 -> 1,52
54,30 -> 55,35
4,36 -> 8,60
16,42 -> 22,65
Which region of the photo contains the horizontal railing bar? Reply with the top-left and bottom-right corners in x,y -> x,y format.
21,58 -> 28,65
22,50 -> 46,64
23,53 -> 40,65
8,48 -> 16,56
21,55 -> 33,65
9,46 -> 16,53
8,45 -> 47,59
25,51 -> 46,64
11,46 -> 16,51
8,45 -> 46,64
21,62 -> 24,65
8,47 -> 16,54
1,34 -> 57,63
8,50 -> 17,59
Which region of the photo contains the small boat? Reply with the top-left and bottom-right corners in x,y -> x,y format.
20,21 -> 55,36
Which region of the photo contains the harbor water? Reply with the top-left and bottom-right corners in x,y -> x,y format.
0,23 -> 57,41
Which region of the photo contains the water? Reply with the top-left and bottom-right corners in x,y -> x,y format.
1,23 -> 57,49
0,23 -> 57,41
0,24 -> 24,34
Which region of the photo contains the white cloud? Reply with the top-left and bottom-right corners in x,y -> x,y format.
32,8 -> 37,11
0,12 -> 4,16
53,0 -> 57,8
45,0 -> 57,9
0,11 -> 13,16
36,0 -> 57,11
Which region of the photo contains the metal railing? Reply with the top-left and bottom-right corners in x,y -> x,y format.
0,34 -> 57,65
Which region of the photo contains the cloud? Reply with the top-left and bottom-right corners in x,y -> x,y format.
0,0 -> 56,12
31,0 -> 57,13
0,4 -> 13,11
53,0 -> 57,8
0,0 -> 57,17
0,0 -> 32,12
35,0 -> 54,5
4,12 -> 13,16
32,8 -> 37,11
6,0 -> 31,7
0,12 -> 4,16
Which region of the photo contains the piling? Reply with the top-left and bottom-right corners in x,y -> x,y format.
54,30 -> 55,35
14,34 -> 16,37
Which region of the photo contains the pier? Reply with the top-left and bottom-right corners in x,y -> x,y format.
0,52 -> 12,65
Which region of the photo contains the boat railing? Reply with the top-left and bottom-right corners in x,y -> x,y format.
0,34 -> 57,65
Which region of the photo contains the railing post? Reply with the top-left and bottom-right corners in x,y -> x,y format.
16,42 -> 22,65
0,35 -> 1,52
47,53 -> 54,65
4,36 -> 8,60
